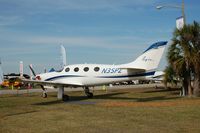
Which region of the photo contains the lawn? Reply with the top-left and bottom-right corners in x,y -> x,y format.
0,87 -> 200,133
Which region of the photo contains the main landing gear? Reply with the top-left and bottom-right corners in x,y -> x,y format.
84,87 -> 93,98
57,87 -> 69,101
41,86 -> 93,101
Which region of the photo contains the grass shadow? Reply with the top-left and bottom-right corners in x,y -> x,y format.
136,96 -> 180,102
143,88 -> 181,93
32,100 -> 63,105
69,91 -> 180,102
65,92 -> 129,102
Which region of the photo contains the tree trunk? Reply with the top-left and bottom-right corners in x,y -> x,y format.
193,72 -> 200,97
187,72 -> 192,96
182,77 -> 188,96
163,80 -> 168,89
186,61 -> 192,96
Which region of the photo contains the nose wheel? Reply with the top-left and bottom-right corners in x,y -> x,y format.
42,91 -> 47,98
84,87 -> 93,98
41,86 -> 47,98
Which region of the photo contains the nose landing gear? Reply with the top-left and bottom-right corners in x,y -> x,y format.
41,85 -> 47,98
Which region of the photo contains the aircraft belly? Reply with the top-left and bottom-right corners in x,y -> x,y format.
53,77 -> 83,86
83,76 -> 131,86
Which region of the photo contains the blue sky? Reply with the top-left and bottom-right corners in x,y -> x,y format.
0,0 -> 199,74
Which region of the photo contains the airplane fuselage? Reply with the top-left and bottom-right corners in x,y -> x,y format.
38,64 -> 155,87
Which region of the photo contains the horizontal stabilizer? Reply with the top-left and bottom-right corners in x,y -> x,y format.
118,66 -> 145,71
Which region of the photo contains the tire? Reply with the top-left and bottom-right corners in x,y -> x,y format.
43,93 -> 47,98
87,92 -> 93,98
62,95 -> 69,101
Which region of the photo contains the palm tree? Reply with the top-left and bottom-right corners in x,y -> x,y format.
163,65 -> 177,89
166,40 -> 188,95
188,22 -> 200,96
166,21 -> 200,97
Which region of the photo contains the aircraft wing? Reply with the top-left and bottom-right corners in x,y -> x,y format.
22,79 -> 83,88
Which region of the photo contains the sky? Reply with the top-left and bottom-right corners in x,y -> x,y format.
0,0 -> 199,74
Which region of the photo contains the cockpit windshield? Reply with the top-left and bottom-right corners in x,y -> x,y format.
56,68 -> 64,72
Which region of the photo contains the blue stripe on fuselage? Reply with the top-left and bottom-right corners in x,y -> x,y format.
96,71 -> 155,78
45,75 -> 85,81
44,71 -> 155,81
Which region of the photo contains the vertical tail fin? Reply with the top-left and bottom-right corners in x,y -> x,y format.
121,41 -> 168,71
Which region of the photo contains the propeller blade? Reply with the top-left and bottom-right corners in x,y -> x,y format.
29,65 -> 36,76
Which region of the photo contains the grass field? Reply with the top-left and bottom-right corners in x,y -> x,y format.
1,87 -> 200,133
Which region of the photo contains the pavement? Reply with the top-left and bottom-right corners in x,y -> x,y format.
0,83 -> 164,95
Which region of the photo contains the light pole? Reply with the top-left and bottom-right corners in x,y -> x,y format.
156,0 -> 186,24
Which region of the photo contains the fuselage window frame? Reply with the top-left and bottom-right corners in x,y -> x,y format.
65,67 -> 70,72
84,67 -> 89,72
94,67 -> 100,72
74,67 -> 79,72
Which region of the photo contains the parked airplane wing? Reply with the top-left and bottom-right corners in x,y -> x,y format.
22,79 -> 83,88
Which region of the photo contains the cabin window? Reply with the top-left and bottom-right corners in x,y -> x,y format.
84,67 -> 89,72
74,67 -> 79,72
65,67 -> 70,72
94,67 -> 100,72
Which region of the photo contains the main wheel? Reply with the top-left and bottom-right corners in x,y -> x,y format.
62,95 -> 69,101
87,92 -> 93,98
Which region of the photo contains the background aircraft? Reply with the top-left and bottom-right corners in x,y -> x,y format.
0,60 -> 3,84
60,45 -> 67,69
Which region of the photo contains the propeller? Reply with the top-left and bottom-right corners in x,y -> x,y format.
28,64 -> 46,97
29,65 -> 36,76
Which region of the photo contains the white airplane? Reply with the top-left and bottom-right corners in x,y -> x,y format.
23,41 -> 168,101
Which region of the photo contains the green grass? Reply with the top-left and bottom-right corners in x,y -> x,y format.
1,87 -> 200,133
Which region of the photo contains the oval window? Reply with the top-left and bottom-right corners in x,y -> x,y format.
94,67 -> 100,72
84,67 -> 89,72
65,67 -> 70,72
74,67 -> 79,72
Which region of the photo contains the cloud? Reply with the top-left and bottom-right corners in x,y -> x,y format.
0,16 -> 23,26
12,35 -> 141,49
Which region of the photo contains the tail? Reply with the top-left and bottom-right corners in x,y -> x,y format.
121,41 -> 168,71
